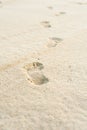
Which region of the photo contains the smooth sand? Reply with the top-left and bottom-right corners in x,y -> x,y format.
0,0 -> 87,129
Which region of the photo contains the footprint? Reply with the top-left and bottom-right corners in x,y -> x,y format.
40,21 -> 51,28
47,6 -> 53,10
55,12 -> 66,16
59,12 -> 66,14
23,62 -> 49,85
24,62 -> 44,71
0,1 -> 2,6
27,71 -> 48,85
76,2 -> 87,5
46,37 -> 62,48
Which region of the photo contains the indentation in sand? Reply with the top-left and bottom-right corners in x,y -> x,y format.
27,71 -> 48,85
40,21 -> 51,28
46,37 -> 63,48
55,12 -> 66,16
47,6 -> 53,10
0,1 -> 2,7
76,2 -> 87,5
24,62 -> 44,71
24,62 -> 48,85
0,57 -> 27,72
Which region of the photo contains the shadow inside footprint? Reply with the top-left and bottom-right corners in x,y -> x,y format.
41,21 -> 51,28
76,2 -> 87,5
23,62 -> 49,85
59,12 -> 66,14
24,62 -> 44,71
0,1 -> 2,6
47,6 -> 53,10
55,12 -> 66,16
47,37 -> 63,48
28,71 -> 49,85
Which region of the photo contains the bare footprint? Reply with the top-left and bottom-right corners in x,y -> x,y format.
55,12 -> 66,16
27,71 -> 48,85
60,12 -> 66,14
41,21 -> 51,28
76,2 -> 87,5
0,1 -> 2,6
46,37 -> 62,48
24,62 -> 44,71
47,6 -> 53,10
23,62 -> 49,85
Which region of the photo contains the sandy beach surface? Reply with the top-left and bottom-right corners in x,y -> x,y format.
0,0 -> 87,129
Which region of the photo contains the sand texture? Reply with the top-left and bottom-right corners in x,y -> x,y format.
0,0 -> 87,129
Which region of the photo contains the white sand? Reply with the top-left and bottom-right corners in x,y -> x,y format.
0,0 -> 87,129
